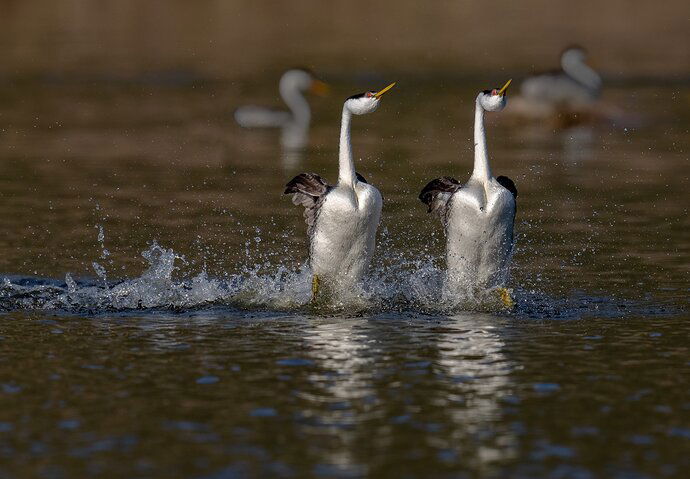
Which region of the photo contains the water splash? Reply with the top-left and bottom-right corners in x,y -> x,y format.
0,221 -> 668,319
0,239 -> 664,320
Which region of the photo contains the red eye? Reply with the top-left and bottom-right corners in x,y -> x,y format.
365,91 -> 374,98
491,89 -> 498,96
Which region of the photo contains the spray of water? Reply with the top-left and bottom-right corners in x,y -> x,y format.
0,225 -> 648,318
0,246 -> 514,316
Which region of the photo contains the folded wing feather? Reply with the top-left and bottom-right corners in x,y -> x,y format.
284,173 -> 332,236
418,176 -> 462,222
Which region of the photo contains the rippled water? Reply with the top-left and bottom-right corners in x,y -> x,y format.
0,80 -> 688,477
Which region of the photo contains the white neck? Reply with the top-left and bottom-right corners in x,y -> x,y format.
471,98 -> 492,181
561,55 -> 601,92
338,106 -> 355,187
280,84 -> 310,127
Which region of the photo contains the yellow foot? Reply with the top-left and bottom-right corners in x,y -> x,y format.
311,275 -> 320,302
497,287 -> 515,309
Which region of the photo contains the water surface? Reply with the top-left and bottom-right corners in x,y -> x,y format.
0,80 -> 688,477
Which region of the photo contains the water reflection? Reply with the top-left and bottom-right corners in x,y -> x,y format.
0,308 -> 687,477
561,126 -> 595,165
435,314 -> 517,467
0,77 -> 688,477
293,314 -> 518,474
280,148 -> 307,172
300,320 -> 373,475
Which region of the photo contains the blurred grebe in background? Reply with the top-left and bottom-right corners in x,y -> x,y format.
522,46 -> 602,108
284,82 -> 395,301
509,46 -> 620,127
420,80 -> 517,308
234,68 -> 329,151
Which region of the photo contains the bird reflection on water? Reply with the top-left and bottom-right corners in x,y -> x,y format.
296,313 -> 517,474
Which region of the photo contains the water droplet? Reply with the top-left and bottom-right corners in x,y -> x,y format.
196,376 -> 219,385
276,358 -> 313,367
250,407 -> 277,417
58,419 -> 81,430
533,383 -> 560,393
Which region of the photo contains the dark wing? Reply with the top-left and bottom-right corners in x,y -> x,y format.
419,176 -> 462,220
284,173 -> 332,236
496,176 -> 518,244
496,176 -> 517,199
354,172 -> 383,200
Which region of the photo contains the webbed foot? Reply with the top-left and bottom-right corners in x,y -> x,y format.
311,275 -> 320,302
497,287 -> 515,309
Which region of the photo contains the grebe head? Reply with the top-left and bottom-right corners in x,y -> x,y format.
559,45 -> 601,92
344,82 -> 396,115
561,46 -> 588,65
477,79 -> 511,112
280,68 -> 329,96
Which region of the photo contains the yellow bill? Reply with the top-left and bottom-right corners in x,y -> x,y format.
374,82 -> 396,98
310,80 -> 330,96
497,79 -> 512,96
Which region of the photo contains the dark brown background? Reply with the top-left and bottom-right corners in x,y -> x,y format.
1,0 -> 688,80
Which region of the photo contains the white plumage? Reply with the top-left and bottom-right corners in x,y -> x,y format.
443,177 -> 516,297
420,81 -> 517,304
310,179 -> 382,289
284,84 -> 395,297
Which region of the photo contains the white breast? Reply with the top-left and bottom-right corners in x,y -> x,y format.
444,180 -> 515,297
310,182 -> 382,288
